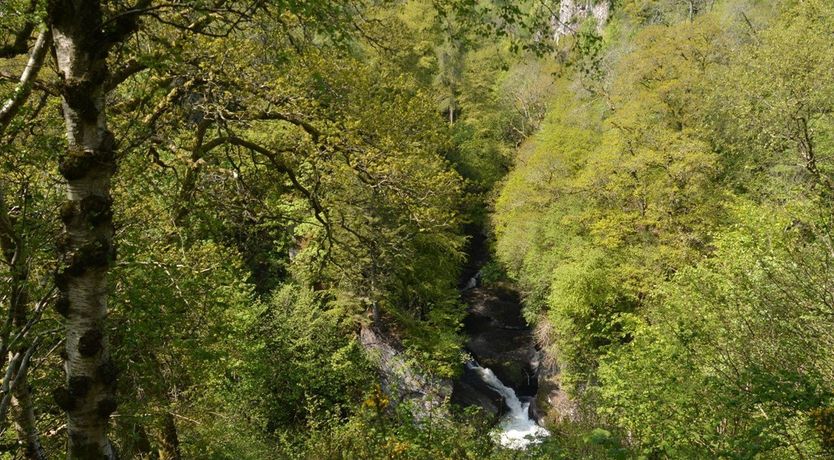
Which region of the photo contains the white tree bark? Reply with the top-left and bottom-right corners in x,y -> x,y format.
50,2 -> 119,458
0,187 -> 47,459
10,348 -> 46,460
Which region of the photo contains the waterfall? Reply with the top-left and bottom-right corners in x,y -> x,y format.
465,361 -> 550,449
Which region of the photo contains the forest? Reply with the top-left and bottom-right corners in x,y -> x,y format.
0,0 -> 832,458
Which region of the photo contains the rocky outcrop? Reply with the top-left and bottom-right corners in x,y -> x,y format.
360,326 -> 452,420
452,226 -> 553,427
552,0 -> 611,40
452,281 -> 542,419
451,366 -> 505,423
531,322 -> 581,425
533,356 -> 581,425
462,285 -> 538,395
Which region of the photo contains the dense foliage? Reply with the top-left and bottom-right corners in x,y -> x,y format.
0,0 -> 832,458
494,0 -> 834,457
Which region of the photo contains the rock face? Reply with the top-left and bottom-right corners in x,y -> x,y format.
463,285 -> 538,395
552,0 -> 611,39
452,280 -> 542,419
451,366 -> 506,423
451,228 -> 542,420
360,326 -> 452,420
531,322 -> 581,425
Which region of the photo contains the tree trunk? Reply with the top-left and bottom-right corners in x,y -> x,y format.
158,412 -> 181,460
0,189 -> 46,459
50,2 -> 119,458
11,380 -> 46,460
173,120 -> 211,227
448,91 -> 455,126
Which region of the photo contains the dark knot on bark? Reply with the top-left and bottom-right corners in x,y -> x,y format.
54,295 -> 71,318
68,375 -> 93,399
97,359 -> 118,386
78,329 -> 103,357
52,386 -> 75,412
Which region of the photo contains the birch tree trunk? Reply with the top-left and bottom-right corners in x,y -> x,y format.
11,381 -> 46,460
0,189 -> 46,459
49,2 -> 118,458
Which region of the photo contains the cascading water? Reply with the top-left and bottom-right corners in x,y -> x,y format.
465,361 -> 549,449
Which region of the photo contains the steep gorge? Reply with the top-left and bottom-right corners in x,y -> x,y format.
451,230 -> 551,447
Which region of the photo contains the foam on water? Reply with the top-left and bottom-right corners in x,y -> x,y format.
465,361 -> 550,449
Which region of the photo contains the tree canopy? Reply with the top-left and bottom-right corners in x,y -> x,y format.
0,0 -> 832,458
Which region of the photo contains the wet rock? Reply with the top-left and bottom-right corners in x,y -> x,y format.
452,361 -> 511,416
528,397 -> 540,422
461,284 -> 538,396
453,228 -> 543,426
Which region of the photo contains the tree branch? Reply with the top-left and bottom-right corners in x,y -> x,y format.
248,111 -> 321,142
0,0 -> 37,58
0,27 -> 51,138
105,58 -> 148,92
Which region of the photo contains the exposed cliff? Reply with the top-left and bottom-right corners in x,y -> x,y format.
360,326 -> 452,420
552,0 -> 611,39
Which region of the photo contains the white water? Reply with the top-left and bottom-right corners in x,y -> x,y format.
463,272 -> 480,290
466,361 -> 550,449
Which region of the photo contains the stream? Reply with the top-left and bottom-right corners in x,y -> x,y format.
452,230 -> 550,449
465,361 -> 549,448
